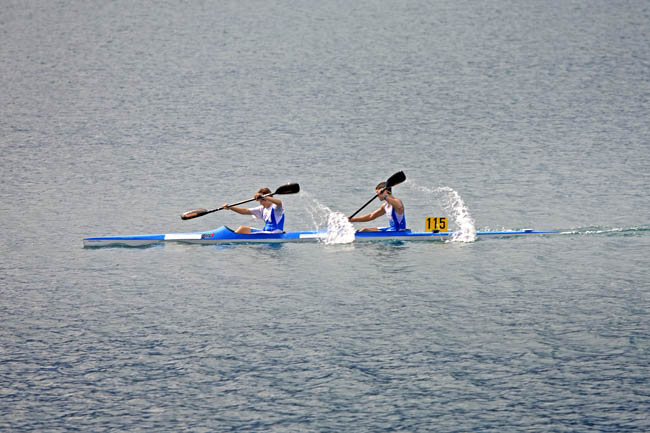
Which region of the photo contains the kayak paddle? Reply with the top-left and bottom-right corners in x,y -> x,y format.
181,183 -> 300,220
349,171 -> 406,218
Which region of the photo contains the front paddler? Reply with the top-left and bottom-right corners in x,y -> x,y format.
223,187 -> 285,234
348,181 -> 406,232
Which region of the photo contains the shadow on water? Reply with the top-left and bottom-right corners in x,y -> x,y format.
83,243 -> 165,250
213,243 -> 284,252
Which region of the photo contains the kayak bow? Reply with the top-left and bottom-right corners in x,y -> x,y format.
83,226 -> 560,247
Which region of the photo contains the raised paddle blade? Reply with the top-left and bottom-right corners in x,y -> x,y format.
273,183 -> 300,195
385,171 -> 406,189
181,208 -> 208,220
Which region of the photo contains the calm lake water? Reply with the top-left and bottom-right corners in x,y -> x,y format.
2,0 -> 649,431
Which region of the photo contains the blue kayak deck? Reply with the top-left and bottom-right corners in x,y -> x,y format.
83,225 -> 560,247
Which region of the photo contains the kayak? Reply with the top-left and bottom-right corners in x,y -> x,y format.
83,225 -> 560,247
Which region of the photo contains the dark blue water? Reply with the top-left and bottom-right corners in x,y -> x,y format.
2,0 -> 649,431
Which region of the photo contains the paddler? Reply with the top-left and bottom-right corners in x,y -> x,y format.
348,182 -> 406,232
223,187 -> 285,234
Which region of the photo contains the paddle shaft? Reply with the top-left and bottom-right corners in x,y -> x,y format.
349,194 -> 380,219
181,183 -> 300,220
181,183 -> 299,220
181,193 -> 275,220
221,192 -> 274,211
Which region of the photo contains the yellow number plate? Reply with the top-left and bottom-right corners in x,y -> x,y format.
425,217 -> 448,232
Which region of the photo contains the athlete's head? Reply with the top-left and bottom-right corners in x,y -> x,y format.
255,187 -> 273,207
375,182 -> 391,200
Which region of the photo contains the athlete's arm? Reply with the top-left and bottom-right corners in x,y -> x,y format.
264,196 -> 283,208
223,204 -> 252,215
349,206 -> 385,223
384,194 -> 404,214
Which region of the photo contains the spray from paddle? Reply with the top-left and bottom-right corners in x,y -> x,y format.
405,181 -> 477,243
299,191 -> 356,244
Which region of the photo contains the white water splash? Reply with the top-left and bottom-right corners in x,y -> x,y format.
438,186 -> 477,242
405,181 -> 477,243
299,191 -> 355,244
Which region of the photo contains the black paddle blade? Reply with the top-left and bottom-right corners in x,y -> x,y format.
181,208 -> 208,220
386,171 -> 406,188
274,183 -> 300,195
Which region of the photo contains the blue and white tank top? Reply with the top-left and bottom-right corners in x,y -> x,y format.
250,204 -> 285,232
384,202 -> 406,231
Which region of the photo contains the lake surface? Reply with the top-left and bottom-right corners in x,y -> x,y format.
2,0 -> 649,431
